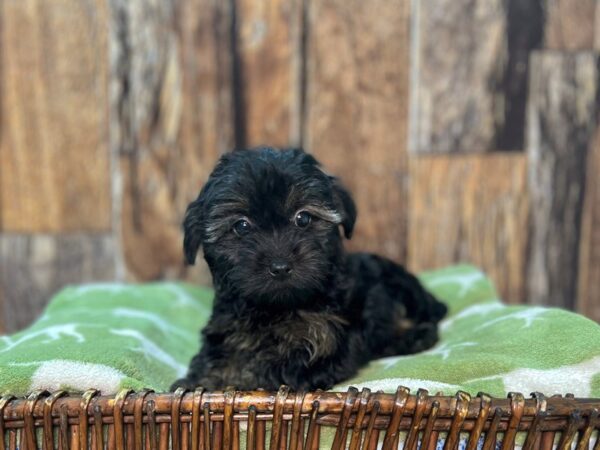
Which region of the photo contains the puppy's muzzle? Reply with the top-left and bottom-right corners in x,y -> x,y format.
269,259 -> 292,279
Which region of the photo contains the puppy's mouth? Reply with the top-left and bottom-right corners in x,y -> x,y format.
235,267 -> 326,307
256,275 -> 309,300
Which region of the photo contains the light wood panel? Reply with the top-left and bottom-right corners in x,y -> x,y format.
0,0 -> 111,232
409,0 -> 506,153
236,0 -> 303,148
304,0 -> 411,262
526,51 -> 599,310
110,0 -> 234,282
0,234 -> 116,333
410,0 -> 545,153
544,0 -> 598,50
408,154 -> 528,303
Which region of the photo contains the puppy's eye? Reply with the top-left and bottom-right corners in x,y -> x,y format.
294,211 -> 312,228
233,219 -> 252,237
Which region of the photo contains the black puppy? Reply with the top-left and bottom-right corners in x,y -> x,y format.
172,148 -> 446,391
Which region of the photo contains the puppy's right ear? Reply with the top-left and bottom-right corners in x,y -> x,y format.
183,196 -> 204,265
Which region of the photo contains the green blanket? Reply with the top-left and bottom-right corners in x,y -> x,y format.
1,265 -> 599,397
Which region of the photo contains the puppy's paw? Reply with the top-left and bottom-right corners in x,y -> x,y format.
170,378 -> 199,392
408,322 -> 439,353
427,294 -> 448,323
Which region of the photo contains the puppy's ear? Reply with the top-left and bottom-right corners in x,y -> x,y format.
330,177 -> 357,239
183,196 -> 205,265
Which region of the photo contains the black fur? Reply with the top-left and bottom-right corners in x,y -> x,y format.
172,147 -> 447,391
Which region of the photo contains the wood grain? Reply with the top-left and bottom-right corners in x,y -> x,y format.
0,234 -> 116,333
526,51 -> 599,310
0,0 -> 111,232
408,154 -> 528,304
304,0 -> 411,262
409,0 -> 506,153
110,0 -> 234,282
236,0 -> 303,148
544,0 -> 600,321
410,0 -> 544,152
596,2 -> 600,51
577,127 -> 600,323
544,0 -> 598,50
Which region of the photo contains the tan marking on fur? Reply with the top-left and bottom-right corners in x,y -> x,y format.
396,318 -> 416,333
297,205 -> 342,224
222,311 -> 347,364
296,311 -> 348,362
205,200 -> 249,243
223,328 -> 263,352
284,184 -> 299,211
391,302 -> 414,335
204,218 -> 232,243
208,200 -> 248,218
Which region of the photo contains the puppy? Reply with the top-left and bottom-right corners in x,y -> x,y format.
172,147 -> 447,391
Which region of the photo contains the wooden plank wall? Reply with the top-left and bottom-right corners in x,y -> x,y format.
408,0 -> 600,317
0,0 -> 116,333
305,0 -> 410,261
526,52 -> 599,310
0,0 -> 598,333
408,154 -> 528,303
541,0 -> 600,320
111,0 -> 234,283
0,0 -> 112,233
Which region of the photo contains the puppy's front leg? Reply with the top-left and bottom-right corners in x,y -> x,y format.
170,349 -> 221,391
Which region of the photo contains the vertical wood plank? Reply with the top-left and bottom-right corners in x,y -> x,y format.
409,0 -> 506,153
0,267 -> 5,334
542,1 -> 600,320
236,0 -> 303,148
577,127 -> 600,322
305,0 -> 410,262
496,0 -> 544,150
526,51 -> 599,310
408,154 -> 528,303
596,1 -> 600,51
0,0 -> 111,232
410,0 -> 543,153
110,0 -> 234,281
0,234 -> 116,333
544,0 -> 598,50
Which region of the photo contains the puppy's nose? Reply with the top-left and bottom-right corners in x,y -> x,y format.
269,260 -> 292,278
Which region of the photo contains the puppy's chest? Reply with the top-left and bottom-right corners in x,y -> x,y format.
220,311 -> 348,361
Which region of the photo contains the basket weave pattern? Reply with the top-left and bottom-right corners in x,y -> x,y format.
1,387 -> 599,450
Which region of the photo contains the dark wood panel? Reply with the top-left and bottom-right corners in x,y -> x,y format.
110,0 -> 234,282
526,51 -> 599,310
236,0 -> 303,148
0,0 -> 111,232
408,154 -> 528,304
304,0 -> 410,262
0,234 -> 116,333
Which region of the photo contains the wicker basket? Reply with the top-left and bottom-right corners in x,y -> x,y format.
1,387 -> 599,450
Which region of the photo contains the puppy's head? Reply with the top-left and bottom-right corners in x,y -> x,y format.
183,147 -> 356,306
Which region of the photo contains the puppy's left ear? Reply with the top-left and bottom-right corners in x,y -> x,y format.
183,196 -> 205,265
330,177 -> 357,239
